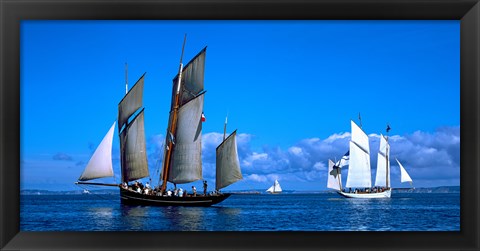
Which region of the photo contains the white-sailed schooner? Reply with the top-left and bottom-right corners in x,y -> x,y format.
327,120 -> 413,198
76,36 -> 243,206
266,179 -> 282,194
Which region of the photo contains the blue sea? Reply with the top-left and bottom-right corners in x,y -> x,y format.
20,192 -> 460,231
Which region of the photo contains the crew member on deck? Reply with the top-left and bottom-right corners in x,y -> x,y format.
203,180 -> 208,196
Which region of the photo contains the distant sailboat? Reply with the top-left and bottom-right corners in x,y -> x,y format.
327,120 -> 413,198
266,180 -> 282,194
76,36 -> 243,206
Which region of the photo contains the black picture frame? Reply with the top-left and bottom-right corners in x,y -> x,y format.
1,0 -> 478,250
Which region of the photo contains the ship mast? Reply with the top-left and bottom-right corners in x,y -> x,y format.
160,34 -> 187,193
385,124 -> 391,189
223,115 -> 228,141
125,62 -> 128,94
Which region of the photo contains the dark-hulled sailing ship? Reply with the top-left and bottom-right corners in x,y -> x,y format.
75,37 -> 243,206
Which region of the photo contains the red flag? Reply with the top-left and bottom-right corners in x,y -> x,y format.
201,112 -> 206,122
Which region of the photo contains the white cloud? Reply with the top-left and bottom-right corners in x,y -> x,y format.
288,146 -> 303,156
229,126 -> 458,188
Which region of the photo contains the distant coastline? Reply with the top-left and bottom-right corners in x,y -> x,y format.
21,186 -> 460,195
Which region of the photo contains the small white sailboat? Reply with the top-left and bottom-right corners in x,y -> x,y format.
266,179 -> 282,194
327,120 -> 413,198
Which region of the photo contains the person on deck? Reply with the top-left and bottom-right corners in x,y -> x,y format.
203,180 -> 208,196
192,186 -> 197,196
133,181 -> 140,192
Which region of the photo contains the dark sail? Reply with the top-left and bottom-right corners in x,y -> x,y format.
120,109 -> 149,182
118,74 -> 145,131
216,130 -> 243,190
171,47 -> 206,107
167,94 -> 204,184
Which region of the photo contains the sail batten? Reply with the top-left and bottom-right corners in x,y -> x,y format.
216,130 -> 243,190
78,122 -> 116,181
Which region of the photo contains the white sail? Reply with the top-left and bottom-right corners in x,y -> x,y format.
216,130 -> 243,190
78,122 -> 116,181
351,120 -> 369,152
396,158 -> 413,184
327,159 -> 342,191
345,121 -> 371,188
168,94 -> 204,184
267,180 -> 282,193
374,134 -> 390,187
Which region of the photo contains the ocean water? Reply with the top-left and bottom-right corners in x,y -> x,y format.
20,192 -> 459,231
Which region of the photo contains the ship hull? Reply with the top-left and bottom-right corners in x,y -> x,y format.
337,189 -> 391,198
120,188 -> 231,206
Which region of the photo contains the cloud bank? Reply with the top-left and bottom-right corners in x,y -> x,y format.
142,126 -> 459,189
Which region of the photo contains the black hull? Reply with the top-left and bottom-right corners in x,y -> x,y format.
120,188 -> 231,207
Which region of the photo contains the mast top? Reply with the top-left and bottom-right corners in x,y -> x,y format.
176,34 -> 187,95
358,112 -> 362,128
125,62 -> 128,94
179,34 -> 187,66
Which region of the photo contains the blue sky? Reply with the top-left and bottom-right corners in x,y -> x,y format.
20,20 -> 460,191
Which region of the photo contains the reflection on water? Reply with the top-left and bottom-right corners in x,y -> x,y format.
20,193 -> 460,231
341,198 -> 396,231
117,204 -> 243,231
214,206 -> 242,216
120,205 -> 149,230
88,207 -> 115,230
164,206 -> 205,231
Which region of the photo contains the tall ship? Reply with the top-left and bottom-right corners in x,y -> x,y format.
76,36 -> 243,206
327,120 -> 413,198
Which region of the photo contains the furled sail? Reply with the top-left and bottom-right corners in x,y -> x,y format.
327,159 -> 342,191
78,122 -> 116,181
118,74 -> 145,131
374,134 -> 390,187
396,158 -> 413,184
120,109 -> 149,182
216,130 -> 243,191
171,47 -> 206,107
346,120 -> 372,188
167,94 -> 204,184
266,180 -> 282,193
